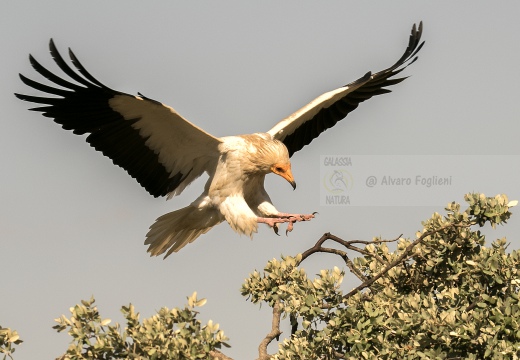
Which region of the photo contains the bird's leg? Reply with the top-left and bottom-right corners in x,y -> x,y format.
257,212 -> 317,235
276,212 -> 317,222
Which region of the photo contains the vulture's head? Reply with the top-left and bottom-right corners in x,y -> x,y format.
247,136 -> 296,190
271,162 -> 296,190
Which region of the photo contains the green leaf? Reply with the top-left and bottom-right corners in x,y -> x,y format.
195,298 -> 207,307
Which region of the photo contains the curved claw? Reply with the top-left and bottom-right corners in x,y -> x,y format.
286,221 -> 294,236
273,223 -> 280,236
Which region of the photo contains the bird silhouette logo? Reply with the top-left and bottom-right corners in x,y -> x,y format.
323,169 -> 353,194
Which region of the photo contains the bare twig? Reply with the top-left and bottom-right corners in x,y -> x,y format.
342,253 -> 368,282
331,235 -> 389,265
290,313 -> 298,335
343,235 -> 403,245
302,233 -> 402,265
300,233 -> 391,282
300,232 -> 330,260
300,234 -> 363,278
210,349 -> 234,360
257,300 -> 282,360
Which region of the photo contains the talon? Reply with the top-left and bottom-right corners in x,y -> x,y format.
306,213 -> 316,220
273,223 -> 280,236
286,221 -> 294,235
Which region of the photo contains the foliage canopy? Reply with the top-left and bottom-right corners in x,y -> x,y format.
2,193 -> 520,359
242,193 -> 520,359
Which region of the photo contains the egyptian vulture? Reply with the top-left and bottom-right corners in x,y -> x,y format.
16,22 -> 424,258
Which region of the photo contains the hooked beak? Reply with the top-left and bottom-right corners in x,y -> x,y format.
271,164 -> 296,190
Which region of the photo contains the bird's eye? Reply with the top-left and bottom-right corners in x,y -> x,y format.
275,167 -> 283,172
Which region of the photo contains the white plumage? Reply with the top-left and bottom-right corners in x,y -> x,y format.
16,23 -> 424,258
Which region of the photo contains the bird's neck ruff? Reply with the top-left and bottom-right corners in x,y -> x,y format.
237,134 -> 290,175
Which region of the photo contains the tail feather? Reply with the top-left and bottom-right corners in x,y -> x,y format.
145,205 -> 222,258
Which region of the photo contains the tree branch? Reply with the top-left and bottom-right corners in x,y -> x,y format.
300,232 -> 394,282
210,349 -> 234,360
343,222 -> 475,299
257,300 -> 282,360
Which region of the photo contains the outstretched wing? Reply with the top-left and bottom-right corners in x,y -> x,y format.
267,22 -> 424,157
15,39 -> 222,198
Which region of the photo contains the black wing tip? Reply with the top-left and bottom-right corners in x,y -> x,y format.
405,21 -> 424,60
344,71 -> 372,88
28,53 -> 37,66
18,73 -> 28,82
361,71 -> 372,82
411,21 -> 423,41
137,92 -> 163,105
372,21 -> 425,80
416,21 -> 423,35
68,47 -> 77,61
49,38 -> 57,52
13,92 -> 40,103
21,39 -> 113,94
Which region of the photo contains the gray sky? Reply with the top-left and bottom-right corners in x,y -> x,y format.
2,2 -> 520,359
